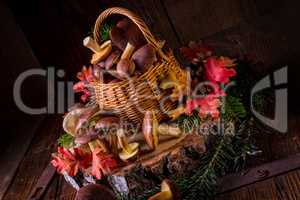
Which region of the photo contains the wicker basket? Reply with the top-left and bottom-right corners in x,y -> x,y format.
92,7 -> 187,124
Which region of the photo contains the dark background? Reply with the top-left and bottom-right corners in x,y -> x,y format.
0,0 -> 299,199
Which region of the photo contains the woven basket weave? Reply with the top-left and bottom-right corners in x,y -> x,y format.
92,7 -> 187,124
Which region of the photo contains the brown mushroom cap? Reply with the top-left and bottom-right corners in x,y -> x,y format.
116,18 -> 131,30
116,59 -> 136,79
75,184 -> 117,200
116,18 -> 146,49
142,110 -> 159,150
132,44 -> 157,72
108,78 -> 121,84
109,27 -> 127,51
75,129 -> 99,145
95,116 -> 120,130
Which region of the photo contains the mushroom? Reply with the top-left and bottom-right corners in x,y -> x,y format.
75,128 -> 99,145
105,50 -> 121,70
142,110 -> 159,150
157,123 -> 182,137
142,111 -> 182,150
132,44 -> 157,72
117,129 -> 139,161
63,106 -> 99,137
92,65 -> 105,81
116,59 -> 135,79
109,27 -> 127,51
108,79 -> 121,84
148,179 -> 180,200
75,106 -> 100,134
116,18 -> 131,30
107,133 -> 119,158
95,116 -> 120,132
75,184 -> 117,200
110,18 -> 146,52
111,19 -> 147,79
83,36 -> 112,64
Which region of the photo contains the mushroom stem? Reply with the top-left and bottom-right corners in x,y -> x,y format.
158,124 -> 182,137
117,129 -> 139,161
117,129 -> 137,154
83,37 -> 101,53
121,43 -> 135,59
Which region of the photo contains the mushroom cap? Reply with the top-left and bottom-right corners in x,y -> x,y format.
116,18 -> 131,30
75,184 -> 117,200
116,59 -> 136,79
123,21 -> 146,48
75,129 -> 99,145
158,123 -> 182,137
91,40 -> 112,64
109,27 -> 127,51
142,110 -> 159,150
105,50 -> 121,70
95,116 -> 120,130
119,143 -> 139,161
113,18 -> 146,49
132,44 -> 157,72
63,106 -> 99,136
108,78 -> 121,84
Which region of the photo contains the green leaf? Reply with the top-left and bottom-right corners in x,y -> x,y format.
100,23 -> 113,41
57,133 -> 75,149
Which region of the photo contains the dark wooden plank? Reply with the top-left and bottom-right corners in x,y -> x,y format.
162,0 -> 256,43
219,153 -> 300,193
217,169 -> 300,200
3,116 -> 62,200
0,1 -> 47,198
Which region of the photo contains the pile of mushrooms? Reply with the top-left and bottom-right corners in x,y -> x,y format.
63,106 -> 140,161
83,18 -> 158,83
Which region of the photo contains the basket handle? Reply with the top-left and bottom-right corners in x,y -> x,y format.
93,7 -> 168,61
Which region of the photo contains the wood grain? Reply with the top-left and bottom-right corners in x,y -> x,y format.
162,0 -> 252,43
3,117 -> 62,200
217,169 -> 300,200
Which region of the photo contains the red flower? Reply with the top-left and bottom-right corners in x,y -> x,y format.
73,66 -> 95,102
91,147 -> 118,179
73,81 -> 85,93
77,66 -> 94,83
204,57 -> 236,84
51,147 -> 92,176
186,95 -> 221,120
